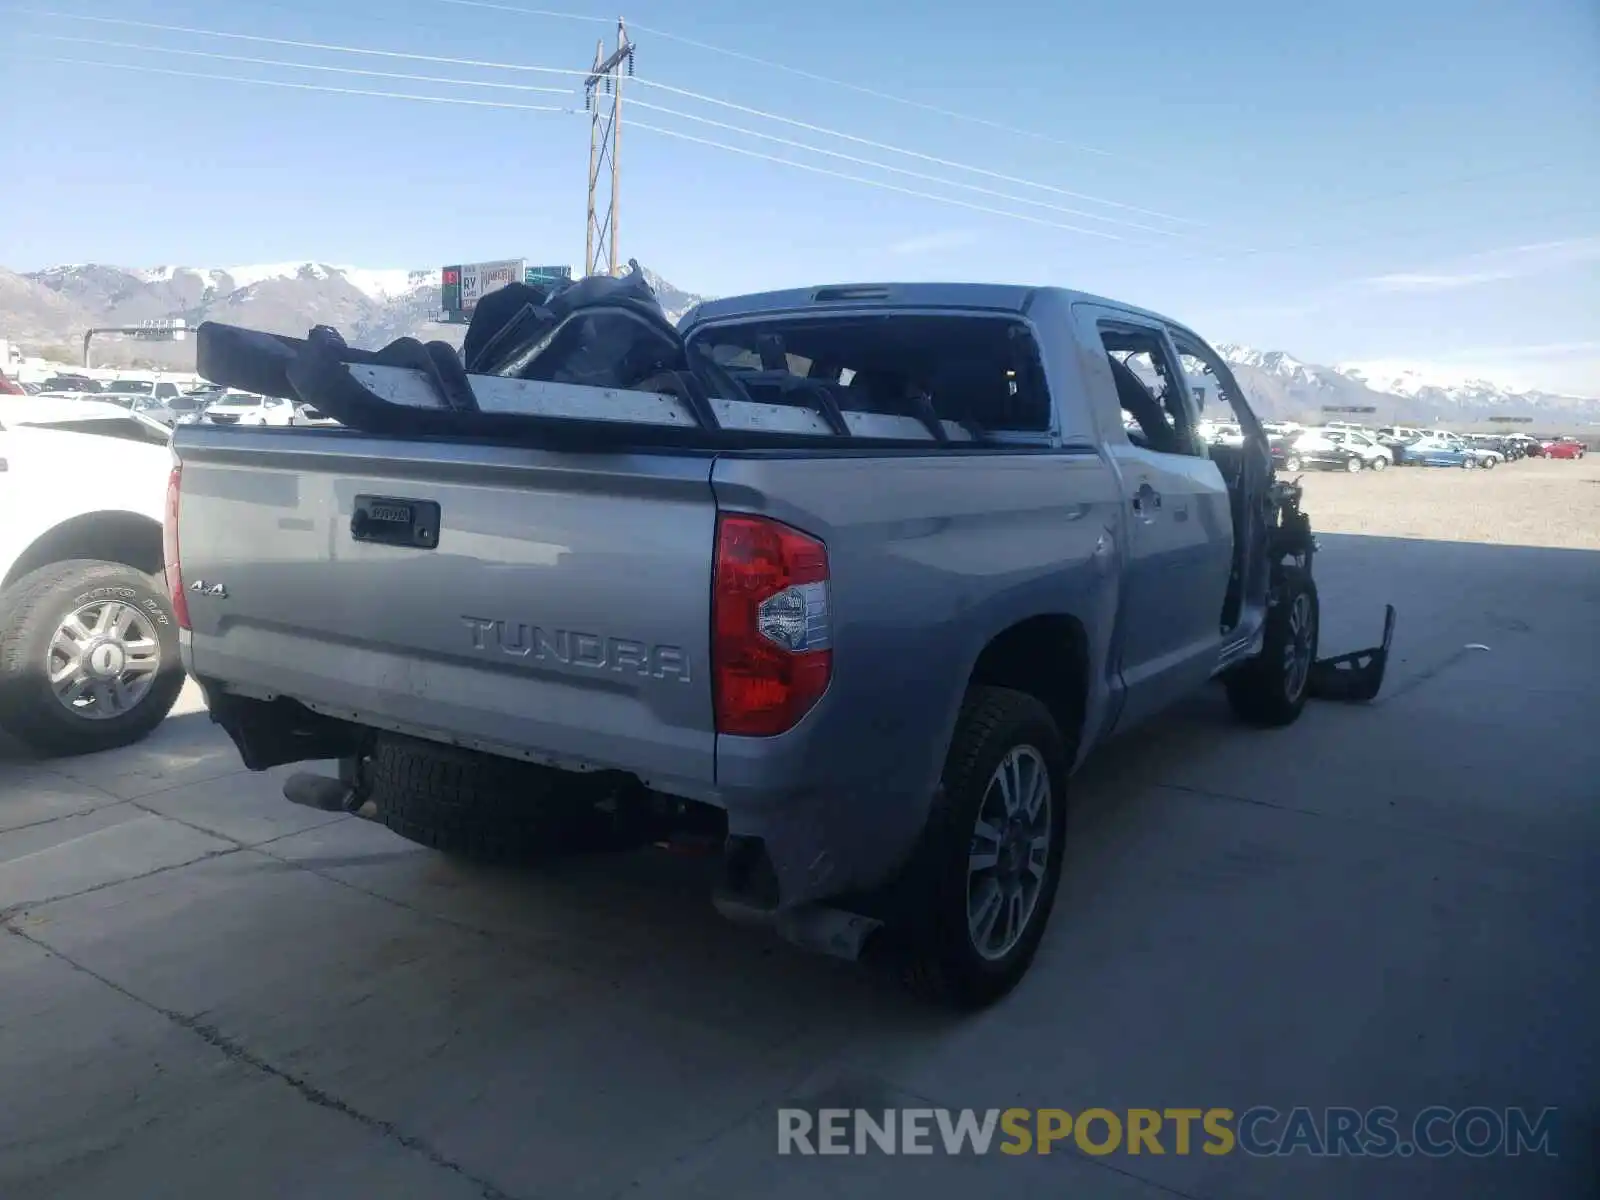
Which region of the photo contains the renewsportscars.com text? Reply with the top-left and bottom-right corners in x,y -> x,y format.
777,1106 -> 1559,1158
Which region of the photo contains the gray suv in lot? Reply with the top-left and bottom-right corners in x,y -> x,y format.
166,282 -> 1393,1007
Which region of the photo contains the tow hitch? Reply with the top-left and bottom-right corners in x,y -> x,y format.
1310,604 -> 1397,703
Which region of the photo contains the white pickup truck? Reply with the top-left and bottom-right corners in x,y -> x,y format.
0,399 -> 186,755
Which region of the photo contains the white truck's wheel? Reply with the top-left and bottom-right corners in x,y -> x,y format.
0,561 -> 185,757
1369,454 -> 1387,471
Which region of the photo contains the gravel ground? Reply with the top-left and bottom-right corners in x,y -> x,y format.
1294,455 -> 1600,549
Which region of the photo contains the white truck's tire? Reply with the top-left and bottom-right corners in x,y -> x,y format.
0,560 -> 185,757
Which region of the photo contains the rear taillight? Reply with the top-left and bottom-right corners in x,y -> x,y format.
163,463 -> 191,630
712,514 -> 832,737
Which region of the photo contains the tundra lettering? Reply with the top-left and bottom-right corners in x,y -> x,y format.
461,615 -> 691,682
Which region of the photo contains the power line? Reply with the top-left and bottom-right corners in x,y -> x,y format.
626,121 -> 1129,238
625,98 -> 1172,239
28,48 -> 1140,240
17,11 -> 599,78
440,0 -> 1124,161
29,34 -> 571,93
615,80 -> 1193,226
22,9 -> 1189,226
24,28 -> 1173,239
34,51 -> 1130,242
41,57 -> 577,112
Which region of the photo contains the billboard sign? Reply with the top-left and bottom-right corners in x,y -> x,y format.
526,264 -> 573,288
130,318 -> 188,342
440,261 -> 576,323
458,258 -> 526,313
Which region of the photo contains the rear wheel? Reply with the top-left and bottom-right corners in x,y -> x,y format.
1345,456 -> 1363,473
1285,454 -> 1304,472
0,561 -> 185,757
897,687 -> 1070,1010
1462,457 -> 1477,470
368,734 -> 643,864
1225,566 -> 1318,728
1369,454 -> 1388,471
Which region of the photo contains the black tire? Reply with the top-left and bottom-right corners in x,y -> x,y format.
896,687 -> 1072,1010
1345,456 -> 1363,473
1225,565 -> 1319,728
1462,457 -> 1477,470
368,734 -> 639,864
1369,455 -> 1387,471
1285,454 -> 1303,472
0,560 -> 185,757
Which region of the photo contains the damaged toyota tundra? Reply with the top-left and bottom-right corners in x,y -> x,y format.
164,267 -> 1396,1008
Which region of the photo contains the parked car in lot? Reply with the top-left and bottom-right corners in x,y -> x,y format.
1540,436 -> 1587,460
35,373 -> 103,395
199,391 -> 299,427
1283,433 -> 1365,473
1320,428 -> 1393,470
1406,435 -> 1491,469
168,279 -> 1397,1008
0,399 -> 186,756
295,402 -> 342,428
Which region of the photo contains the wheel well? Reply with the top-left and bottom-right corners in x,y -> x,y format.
3,511 -> 165,589
968,615 -> 1089,750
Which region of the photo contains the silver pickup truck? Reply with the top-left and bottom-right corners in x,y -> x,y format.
167,280 -> 1394,1008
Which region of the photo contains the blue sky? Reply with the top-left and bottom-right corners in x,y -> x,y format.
2,0 -> 1597,391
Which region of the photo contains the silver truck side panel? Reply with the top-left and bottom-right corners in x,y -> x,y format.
176,430 -> 719,795
709,449 -> 1124,904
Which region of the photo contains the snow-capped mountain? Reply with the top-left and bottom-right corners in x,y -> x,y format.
1333,360 -> 1593,415
1215,344 -> 1599,424
4,261 -> 708,368
126,263 -> 428,303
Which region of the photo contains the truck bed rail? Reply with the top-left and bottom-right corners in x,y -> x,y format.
196,321 -> 975,450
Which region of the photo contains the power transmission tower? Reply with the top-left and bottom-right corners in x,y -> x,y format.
584,20 -> 633,277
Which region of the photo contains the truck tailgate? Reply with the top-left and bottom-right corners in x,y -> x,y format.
174,429 -> 717,795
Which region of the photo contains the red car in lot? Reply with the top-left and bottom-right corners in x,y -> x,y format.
1540,437 -> 1587,460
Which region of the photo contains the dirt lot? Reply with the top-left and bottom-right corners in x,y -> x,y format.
2,455 -> 1597,1200
1297,455 -> 1600,549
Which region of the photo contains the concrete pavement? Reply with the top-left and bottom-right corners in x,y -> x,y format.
2,532 -> 1596,1199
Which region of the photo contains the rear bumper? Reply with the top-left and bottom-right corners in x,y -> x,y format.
712,774 -> 934,914
185,654 -> 938,914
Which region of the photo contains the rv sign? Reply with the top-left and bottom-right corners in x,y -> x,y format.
457,259 -> 525,312
439,260 -> 575,323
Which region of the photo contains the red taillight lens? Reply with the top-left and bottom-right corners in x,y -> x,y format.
712,514 -> 832,737
163,463 -> 191,630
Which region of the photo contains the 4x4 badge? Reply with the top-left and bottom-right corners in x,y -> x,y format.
189,580 -> 228,598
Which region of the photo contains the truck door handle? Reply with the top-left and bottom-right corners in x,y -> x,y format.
1132,483 -> 1162,515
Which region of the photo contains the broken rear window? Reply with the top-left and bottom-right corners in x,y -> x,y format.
686,314 -> 1052,432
